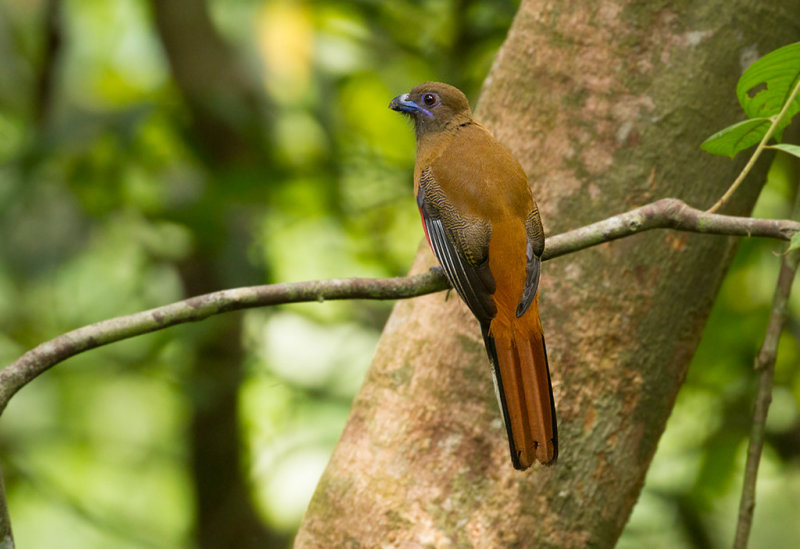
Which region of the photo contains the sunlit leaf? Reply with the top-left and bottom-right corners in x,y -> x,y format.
700,118 -> 771,157
770,143 -> 800,160
738,41 -> 800,125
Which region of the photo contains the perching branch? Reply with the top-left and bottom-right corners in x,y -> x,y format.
0,269 -> 448,415
0,198 -> 797,418
542,198 -> 799,257
0,193 -> 796,546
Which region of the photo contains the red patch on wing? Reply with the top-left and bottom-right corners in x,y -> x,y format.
418,206 -> 432,248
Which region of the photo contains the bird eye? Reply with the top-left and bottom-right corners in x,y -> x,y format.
422,93 -> 437,106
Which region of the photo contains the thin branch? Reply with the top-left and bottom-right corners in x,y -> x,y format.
707,77 -> 800,214
0,269 -> 448,415
543,198 -> 799,258
733,179 -> 800,549
733,250 -> 800,549
0,198 -> 796,546
0,197 -> 798,418
0,463 -> 11,548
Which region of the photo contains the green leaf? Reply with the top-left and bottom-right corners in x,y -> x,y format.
787,231 -> 800,253
737,42 -> 800,127
700,118 -> 771,157
770,143 -> 800,160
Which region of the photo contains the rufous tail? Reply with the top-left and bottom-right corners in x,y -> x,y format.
481,323 -> 557,469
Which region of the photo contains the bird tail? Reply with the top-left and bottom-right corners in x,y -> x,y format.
481,321 -> 557,469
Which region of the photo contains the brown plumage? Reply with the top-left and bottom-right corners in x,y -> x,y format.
390,82 -> 557,469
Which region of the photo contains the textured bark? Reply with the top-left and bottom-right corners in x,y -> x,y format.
296,1 -> 800,547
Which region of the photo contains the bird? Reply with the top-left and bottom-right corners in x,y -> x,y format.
389,82 -> 557,469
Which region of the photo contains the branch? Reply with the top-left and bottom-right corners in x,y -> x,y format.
0,198 -> 796,546
0,198 -> 798,417
543,198 -> 799,259
733,177 -> 800,548
733,249 -> 800,549
0,463 -> 11,548
0,270 -> 448,414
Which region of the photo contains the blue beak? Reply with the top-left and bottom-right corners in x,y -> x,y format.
389,94 -> 433,118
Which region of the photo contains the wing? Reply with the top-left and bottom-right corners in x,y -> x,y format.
515,206 -> 545,318
417,167 -> 497,324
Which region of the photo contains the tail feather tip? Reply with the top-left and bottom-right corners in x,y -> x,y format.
537,440 -> 557,466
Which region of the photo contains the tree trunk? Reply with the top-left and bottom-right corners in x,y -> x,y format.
296,0 -> 800,546
150,0 -> 271,166
150,1 -> 280,545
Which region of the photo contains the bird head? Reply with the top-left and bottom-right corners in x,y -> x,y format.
389,82 -> 472,137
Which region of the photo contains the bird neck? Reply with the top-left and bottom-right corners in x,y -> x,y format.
414,112 -> 474,165
414,110 -> 473,140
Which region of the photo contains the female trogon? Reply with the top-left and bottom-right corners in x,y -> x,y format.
390,82 -> 557,469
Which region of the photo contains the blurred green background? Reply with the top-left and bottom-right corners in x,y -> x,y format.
0,1 -> 797,547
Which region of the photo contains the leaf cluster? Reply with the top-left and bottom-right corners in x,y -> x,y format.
701,42 -> 800,159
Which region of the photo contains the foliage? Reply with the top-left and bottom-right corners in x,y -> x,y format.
0,1 -> 798,548
701,42 -> 800,158
0,0 -> 518,546
623,43 -> 800,548
624,155 -> 800,548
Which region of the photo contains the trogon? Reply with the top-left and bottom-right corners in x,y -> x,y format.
389,82 -> 557,469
